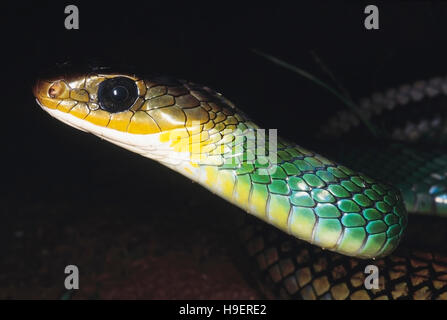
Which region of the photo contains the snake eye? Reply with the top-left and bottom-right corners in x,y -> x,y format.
98,77 -> 138,113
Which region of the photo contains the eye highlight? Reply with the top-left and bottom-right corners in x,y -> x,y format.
98,77 -> 138,113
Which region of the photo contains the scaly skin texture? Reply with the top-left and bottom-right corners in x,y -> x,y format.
34,72 -> 407,259
334,144 -> 447,217
319,76 -> 447,217
319,75 -> 447,144
239,215 -> 447,300
236,78 -> 447,300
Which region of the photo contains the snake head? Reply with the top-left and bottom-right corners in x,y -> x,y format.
34,73 -> 147,132
33,72 -> 247,164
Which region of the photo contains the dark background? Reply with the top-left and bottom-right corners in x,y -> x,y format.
1,1 -> 447,299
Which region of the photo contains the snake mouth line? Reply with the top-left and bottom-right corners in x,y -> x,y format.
36,98 -> 88,134
35,97 -> 186,166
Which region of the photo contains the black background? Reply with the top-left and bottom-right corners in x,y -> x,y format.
2,1 -> 447,299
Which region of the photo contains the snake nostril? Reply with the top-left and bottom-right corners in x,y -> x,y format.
48,82 -> 63,98
48,87 -> 56,98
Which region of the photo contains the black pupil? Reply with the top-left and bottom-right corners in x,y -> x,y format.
98,77 -> 138,113
111,86 -> 129,102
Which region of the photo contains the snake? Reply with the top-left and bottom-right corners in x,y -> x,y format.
33,70 -> 447,299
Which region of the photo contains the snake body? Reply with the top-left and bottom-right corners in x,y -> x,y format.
33,71 -> 446,299
239,146 -> 447,299
240,214 -> 447,299
240,79 -> 447,299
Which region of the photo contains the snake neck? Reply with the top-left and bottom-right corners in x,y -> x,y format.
156,120 -> 407,260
